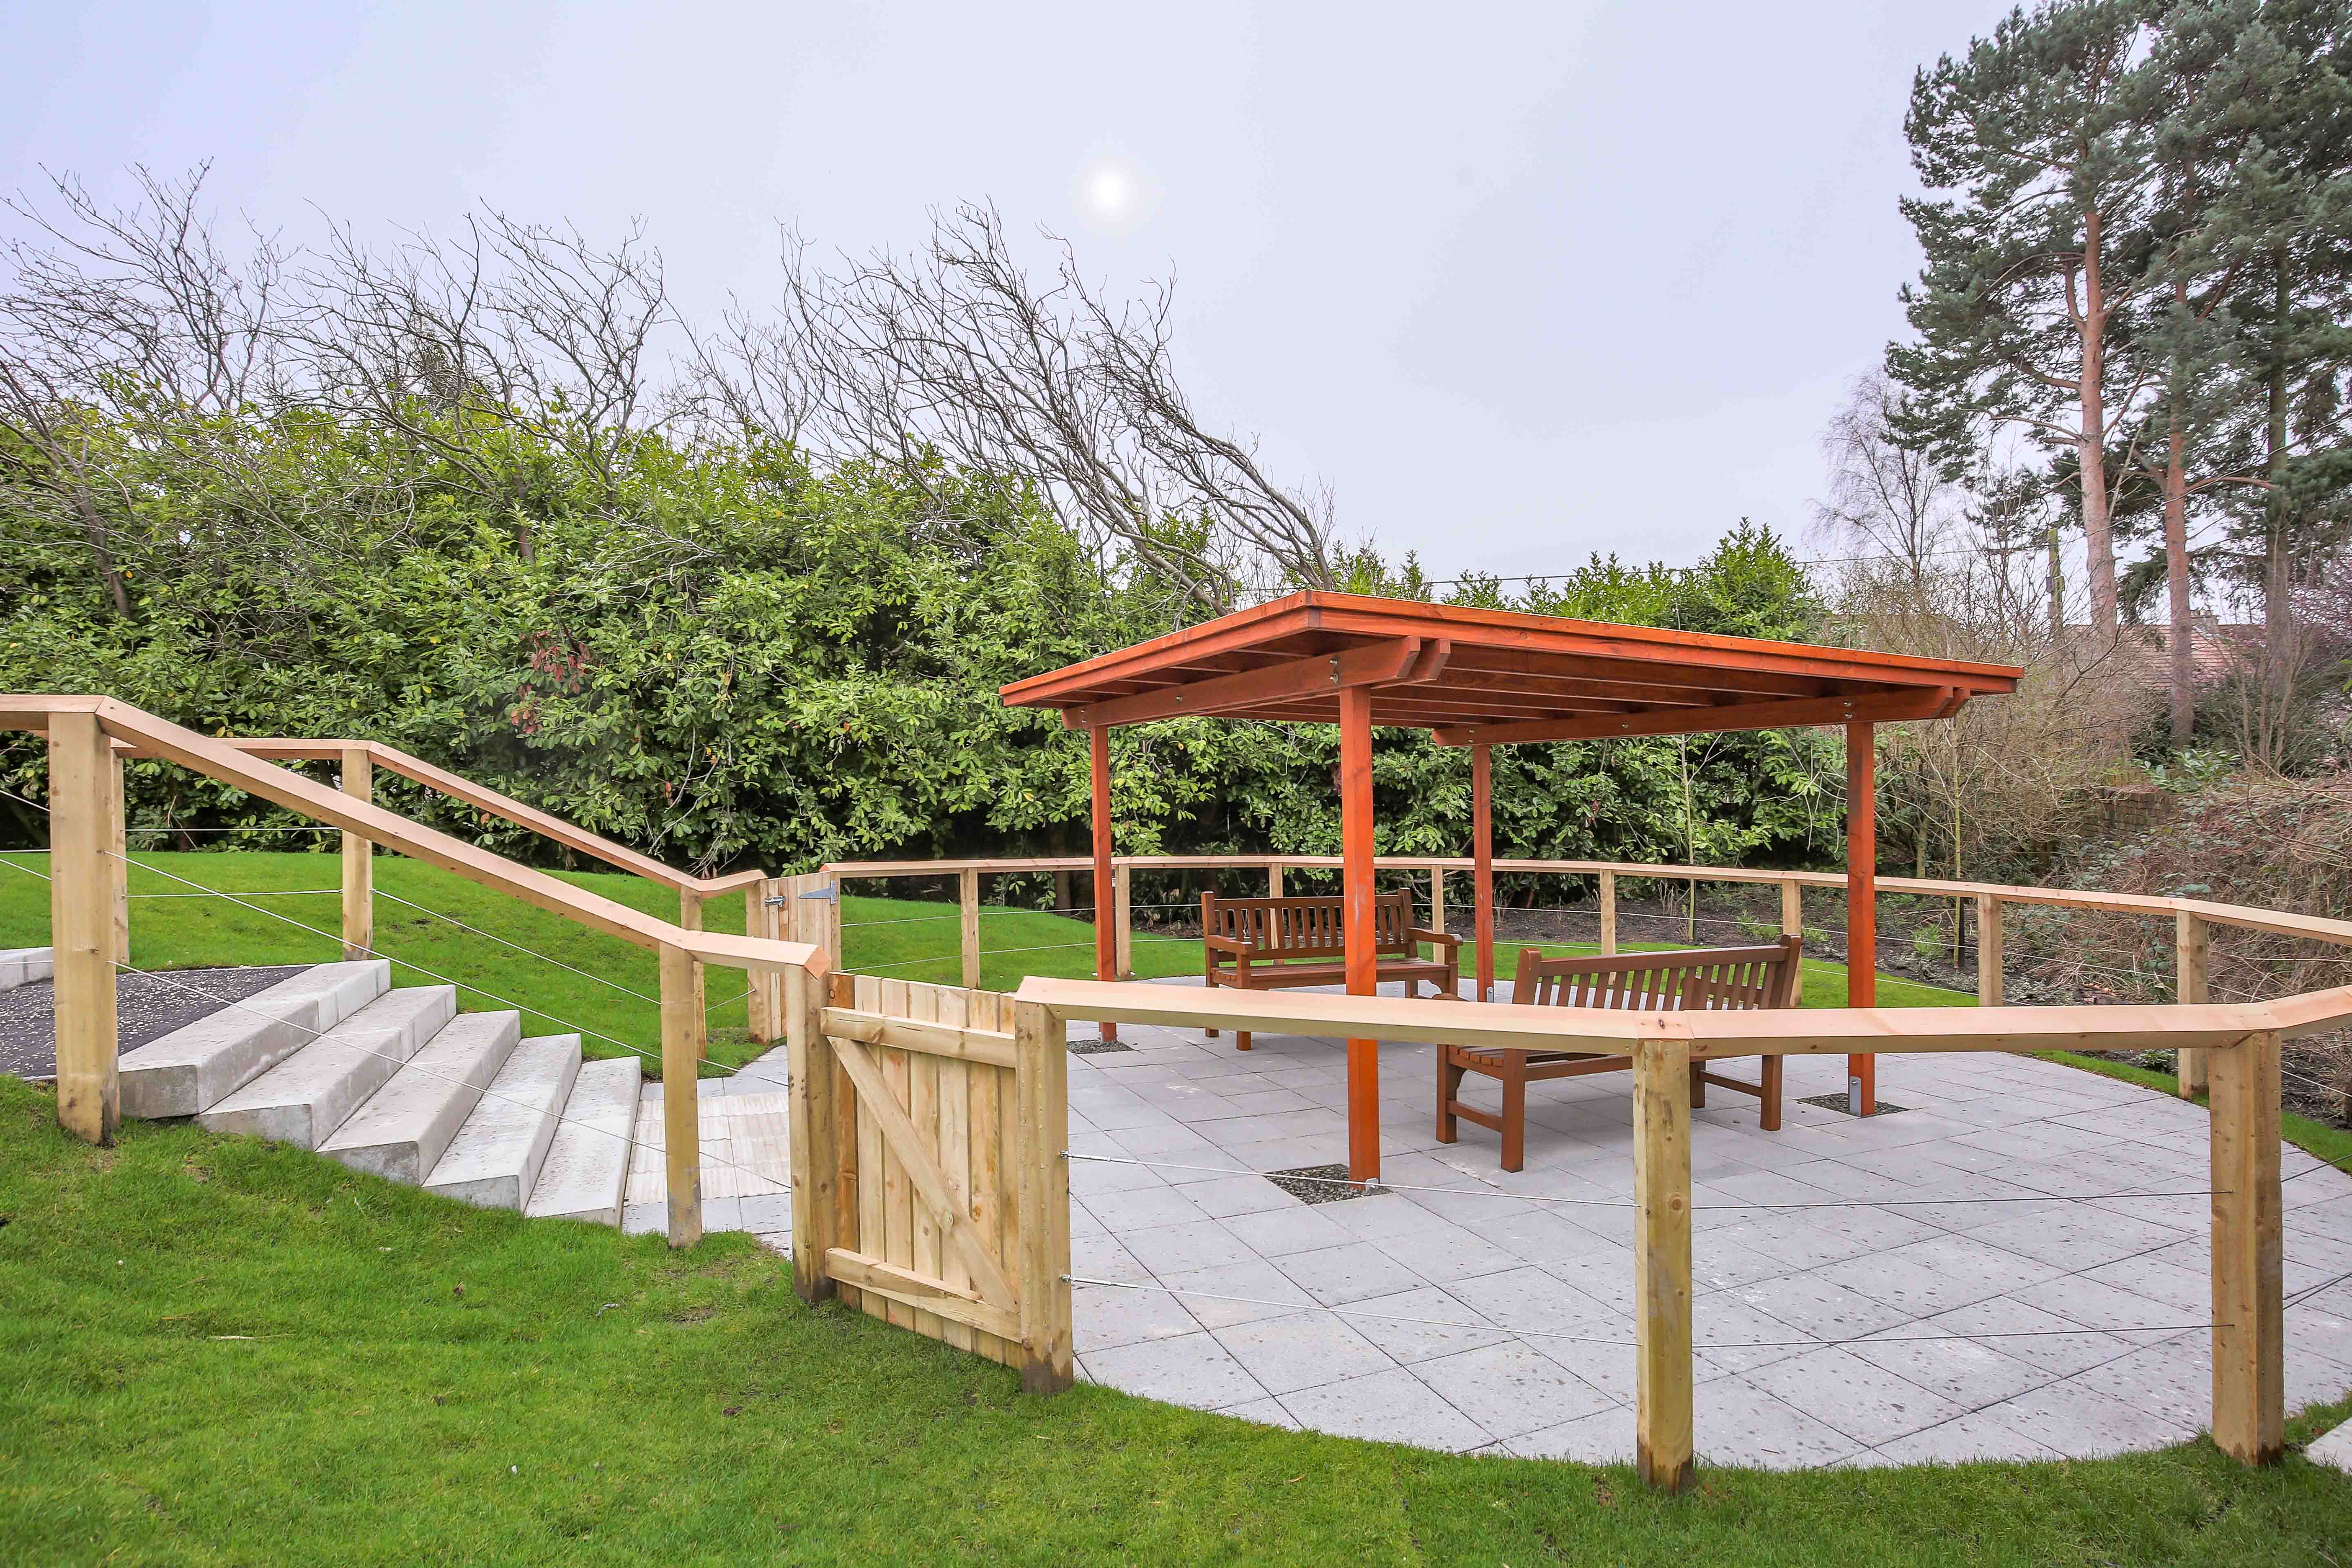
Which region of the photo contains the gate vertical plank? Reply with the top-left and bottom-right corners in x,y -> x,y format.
785,962 -> 836,1303
906,982 -> 945,1344
1633,1029 -> 1694,1493
2209,1030 -> 2283,1465
830,971 -> 862,1312
49,710 -> 119,1146
1599,869 -> 1618,956
1779,878 -> 1802,941
878,979 -> 915,1329
970,1056 -> 1007,1362
936,986 -> 975,1352
853,974 -> 886,1323
1013,998 -> 1074,1392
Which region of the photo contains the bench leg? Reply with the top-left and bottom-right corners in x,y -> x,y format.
1501,1063 -> 1526,1173
1437,1051 -> 1463,1144
1204,962 -> 1217,1037
1760,1055 -> 1782,1132
1236,1030 -> 1251,1052
1688,1061 -> 1707,1110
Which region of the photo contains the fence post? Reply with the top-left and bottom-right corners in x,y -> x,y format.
1976,893 -> 2002,1007
2177,912 -> 2210,1098
678,889 -> 707,1058
785,961 -> 837,1303
1429,868 -> 1446,935
1599,870 -> 1618,956
1632,1029 -> 1694,1492
659,942 -> 704,1248
1268,861 -> 1283,899
746,883 -> 777,1045
1112,865 -> 1133,980
960,866 -> 981,989
2209,1029 -> 2283,1465
340,746 -> 373,960
1012,998 -> 1074,1392
109,746 -> 129,964
49,710 -> 120,1147
1778,878 -> 1801,941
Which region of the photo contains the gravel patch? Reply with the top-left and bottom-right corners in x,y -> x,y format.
0,966 -> 312,1081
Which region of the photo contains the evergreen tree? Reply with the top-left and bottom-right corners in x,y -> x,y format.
1893,0 -> 2163,641
2207,0 -> 2352,738
2123,0 -> 2285,742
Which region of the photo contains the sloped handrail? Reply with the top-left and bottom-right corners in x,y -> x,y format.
20,697 -> 817,974
151,735 -> 765,898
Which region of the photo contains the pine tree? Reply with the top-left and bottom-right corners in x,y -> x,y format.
1893,0 -> 2163,641
2208,0 -> 2352,748
2122,0 -> 2287,742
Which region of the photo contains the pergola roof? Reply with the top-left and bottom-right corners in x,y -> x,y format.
1001,592 -> 2021,744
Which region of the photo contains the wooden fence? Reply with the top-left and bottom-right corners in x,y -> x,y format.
1020,973 -> 2339,1488
784,971 -> 1073,1392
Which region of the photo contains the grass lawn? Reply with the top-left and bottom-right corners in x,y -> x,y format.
0,1073 -> 2348,1566
0,852 -> 1973,1082
3,851 -> 2350,1561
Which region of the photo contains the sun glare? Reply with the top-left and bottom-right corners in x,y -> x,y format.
1071,150 -> 1159,238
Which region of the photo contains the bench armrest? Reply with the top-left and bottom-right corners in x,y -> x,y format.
1407,928 -> 1461,949
1203,935 -> 1252,958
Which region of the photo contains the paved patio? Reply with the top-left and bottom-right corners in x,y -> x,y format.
637,984 -> 2352,1469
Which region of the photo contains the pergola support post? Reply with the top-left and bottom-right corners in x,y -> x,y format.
1089,725 -> 1116,1044
1340,685 -> 1379,1184
1471,742 -> 1494,1002
1846,720 -> 1877,1115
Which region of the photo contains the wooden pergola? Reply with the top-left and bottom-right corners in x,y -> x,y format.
1002,592 -> 2021,1182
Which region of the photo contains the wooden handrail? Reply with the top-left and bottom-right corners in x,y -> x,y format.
13,697 -> 819,977
1014,976 -> 2352,1052
825,852 -> 2352,950
112,734 -> 764,898
1016,973 -> 2296,1482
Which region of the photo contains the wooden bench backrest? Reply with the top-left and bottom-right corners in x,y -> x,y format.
1511,935 -> 1803,1012
1202,891 -> 1420,959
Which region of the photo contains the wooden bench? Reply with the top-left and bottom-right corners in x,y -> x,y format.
1437,936 -> 1802,1170
1203,891 -> 1461,1051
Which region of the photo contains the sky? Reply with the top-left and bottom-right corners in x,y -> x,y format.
0,0 -> 2022,580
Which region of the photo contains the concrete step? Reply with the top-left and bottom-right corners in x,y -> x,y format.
196,987 -> 459,1149
423,1033 -> 582,1210
319,1011 -> 521,1185
119,962 -> 390,1118
0,947 -> 52,992
525,1056 -> 641,1226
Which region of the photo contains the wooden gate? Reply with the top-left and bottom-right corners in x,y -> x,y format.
784,973 -> 1073,1392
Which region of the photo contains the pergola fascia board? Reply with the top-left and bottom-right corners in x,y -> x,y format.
998,592 -> 2022,729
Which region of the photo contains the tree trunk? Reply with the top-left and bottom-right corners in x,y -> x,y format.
2263,253 -> 2293,722
2047,520 -> 2065,645
2164,419 -> 2195,746
2076,211 -> 2119,640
